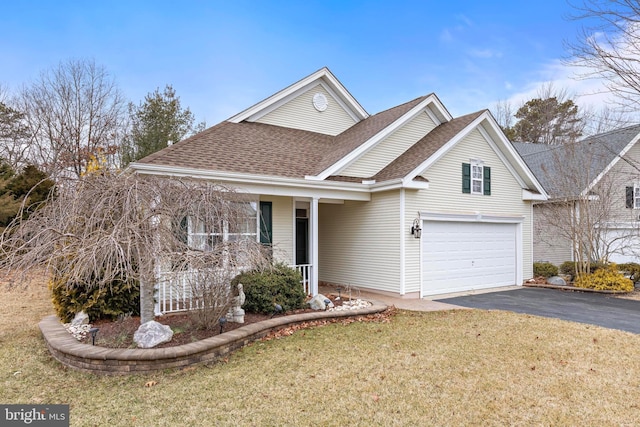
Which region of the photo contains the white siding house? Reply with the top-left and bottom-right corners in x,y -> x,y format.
132,67 -> 547,300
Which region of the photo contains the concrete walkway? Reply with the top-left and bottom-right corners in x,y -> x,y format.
319,285 -> 476,312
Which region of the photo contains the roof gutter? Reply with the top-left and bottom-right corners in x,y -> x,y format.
130,163 -> 373,201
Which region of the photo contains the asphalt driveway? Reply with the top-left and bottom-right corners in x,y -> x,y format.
435,287 -> 640,334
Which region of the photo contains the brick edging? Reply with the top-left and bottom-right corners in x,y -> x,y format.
39,300 -> 388,375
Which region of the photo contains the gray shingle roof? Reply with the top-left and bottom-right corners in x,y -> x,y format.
513,124 -> 640,197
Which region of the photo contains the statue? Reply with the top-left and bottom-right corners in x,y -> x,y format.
226,283 -> 246,323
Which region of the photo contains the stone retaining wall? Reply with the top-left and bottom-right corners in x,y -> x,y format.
39,301 -> 387,375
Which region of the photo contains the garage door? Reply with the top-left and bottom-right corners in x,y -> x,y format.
422,221 -> 517,295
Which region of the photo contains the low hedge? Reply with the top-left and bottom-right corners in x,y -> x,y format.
50,273 -> 140,323
231,264 -> 306,315
533,262 -> 558,278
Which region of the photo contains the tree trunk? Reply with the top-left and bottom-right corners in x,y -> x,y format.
139,277 -> 156,324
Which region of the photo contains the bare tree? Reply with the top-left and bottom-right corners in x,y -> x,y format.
490,99 -> 517,140
535,136 -> 640,275
568,0 -> 640,109
0,172 -> 269,326
18,59 -> 126,179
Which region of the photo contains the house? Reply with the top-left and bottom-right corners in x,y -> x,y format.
130,67 -> 547,300
513,124 -> 640,266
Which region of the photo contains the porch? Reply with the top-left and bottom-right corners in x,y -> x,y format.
154,264 -> 313,315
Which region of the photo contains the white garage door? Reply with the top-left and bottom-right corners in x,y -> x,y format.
422,221 -> 517,296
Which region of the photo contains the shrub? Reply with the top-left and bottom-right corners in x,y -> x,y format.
533,262 -> 558,278
573,263 -> 634,292
232,263 -> 306,315
617,263 -> 640,284
559,261 -> 607,276
50,273 -> 140,323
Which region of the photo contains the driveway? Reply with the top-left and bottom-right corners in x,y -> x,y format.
435,287 -> 640,334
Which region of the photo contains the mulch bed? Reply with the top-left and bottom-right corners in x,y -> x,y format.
83,296 -> 368,349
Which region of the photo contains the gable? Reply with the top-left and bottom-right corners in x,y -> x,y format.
421,128 -> 526,208
337,110 -> 438,178
255,83 -> 358,136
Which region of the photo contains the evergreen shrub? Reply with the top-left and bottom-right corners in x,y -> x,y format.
533,262 -> 558,278
50,273 -> 140,323
232,263 -> 306,315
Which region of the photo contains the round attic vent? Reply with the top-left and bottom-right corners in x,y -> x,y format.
312,93 -> 328,111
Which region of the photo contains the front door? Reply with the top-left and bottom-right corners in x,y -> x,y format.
296,217 -> 309,265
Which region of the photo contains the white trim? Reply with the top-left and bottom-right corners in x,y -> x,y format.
522,189 -> 546,200
245,81 -> 362,123
419,214 -> 524,295
314,95 -> 449,180
228,67 -> 368,123
478,125 -> 527,189
403,113 -> 485,184
420,211 -> 525,224
130,163 -> 372,201
311,197 -> 319,296
583,130 -> 640,196
401,111 -> 548,200
399,189 -> 406,295
424,107 -> 442,127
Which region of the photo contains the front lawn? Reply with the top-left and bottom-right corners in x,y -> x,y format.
3,275 -> 640,426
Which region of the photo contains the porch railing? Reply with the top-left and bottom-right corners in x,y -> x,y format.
155,270 -> 197,315
291,264 -> 312,295
155,264 -> 314,315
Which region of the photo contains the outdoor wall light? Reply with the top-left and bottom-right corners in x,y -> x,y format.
410,219 -> 422,239
219,317 -> 227,334
89,327 -> 99,346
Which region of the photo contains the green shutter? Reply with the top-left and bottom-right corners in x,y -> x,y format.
462,163 -> 471,193
259,201 -> 272,244
627,187 -> 634,208
483,166 -> 491,195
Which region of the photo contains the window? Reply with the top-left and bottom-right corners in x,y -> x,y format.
472,163 -> 483,194
462,162 -> 491,195
186,202 -> 258,250
626,185 -> 640,209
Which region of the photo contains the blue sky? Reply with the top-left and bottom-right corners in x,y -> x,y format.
0,1 -> 604,125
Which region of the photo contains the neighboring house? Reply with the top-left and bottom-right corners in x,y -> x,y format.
131,67 -> 547,299
513,124 -> 640,266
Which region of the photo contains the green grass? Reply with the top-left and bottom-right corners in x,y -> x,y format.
3,276 -> 640,426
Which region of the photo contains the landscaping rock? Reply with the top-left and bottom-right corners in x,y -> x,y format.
547,276 -> 567,286
71,311 -> 89,326
308,294 -> 328,310
133,320 -> 173,348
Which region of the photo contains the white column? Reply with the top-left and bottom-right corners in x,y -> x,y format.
311,196 -> 319,296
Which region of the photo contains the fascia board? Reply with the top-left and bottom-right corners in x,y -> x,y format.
479,114 -> 549,199
130,163 -> 371,201
402,112 -> 486,186
523,189 -> 547,201
245,80 -> 362,123
582,131 -> 640,197
315,95 -> 446,180
228,68 -> 368,123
